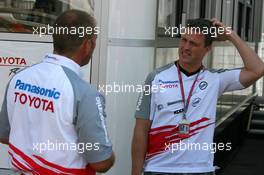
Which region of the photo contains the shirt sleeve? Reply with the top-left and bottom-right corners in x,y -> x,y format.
75,93 -> 112,163
135,72 -> 156,120
218,69 -> 245,96
0,85 -> 10,140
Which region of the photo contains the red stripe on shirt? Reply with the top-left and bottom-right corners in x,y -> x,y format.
9,143 -> 95,175
146,117 -> 214,160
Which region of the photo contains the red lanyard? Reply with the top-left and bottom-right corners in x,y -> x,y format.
176,62 -> 201,119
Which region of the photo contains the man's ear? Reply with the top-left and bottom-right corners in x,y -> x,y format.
74,39 -> 91,65
81,38 -> 91,55
81,37 -> 96,54
90,36 -> 97,50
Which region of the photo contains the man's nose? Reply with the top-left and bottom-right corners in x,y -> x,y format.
183,41 -> 191,50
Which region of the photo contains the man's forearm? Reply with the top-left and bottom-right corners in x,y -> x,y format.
229,31 -> 264,77
132,118 -> 152,175
131,131 -> 148,175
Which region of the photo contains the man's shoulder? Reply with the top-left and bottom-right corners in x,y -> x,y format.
13,62 -> 41,75
61,66 -> 100,98
8,63 -> 42,85
146,62 -> 175,82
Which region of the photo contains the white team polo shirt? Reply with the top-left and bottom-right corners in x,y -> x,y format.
135,62 -> 244,173
0,54 -> 112,175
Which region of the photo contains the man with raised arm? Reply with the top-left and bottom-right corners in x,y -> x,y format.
132,18 -> 264,175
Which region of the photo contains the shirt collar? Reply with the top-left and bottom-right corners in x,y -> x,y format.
43,53 -> 83,77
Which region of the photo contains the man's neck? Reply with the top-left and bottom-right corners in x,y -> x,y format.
53,51 -> 82,66
178,60 -> 202,73
177,60 -> 202,76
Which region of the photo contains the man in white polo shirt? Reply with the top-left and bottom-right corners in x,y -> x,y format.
0,10 -> 114,175
131,18 -> 264,175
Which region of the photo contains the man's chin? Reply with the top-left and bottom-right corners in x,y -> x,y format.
179,57 -> 193,64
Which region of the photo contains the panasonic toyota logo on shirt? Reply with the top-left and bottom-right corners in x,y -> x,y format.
13,79 -> 61,113
158,79 -> 179,88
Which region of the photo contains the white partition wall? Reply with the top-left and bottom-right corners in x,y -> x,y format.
97,0 -> 157,174
105,47 -> 154,175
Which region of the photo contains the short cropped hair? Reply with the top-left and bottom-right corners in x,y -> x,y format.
52,10 -> 96,54
186,18 -> 214,47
